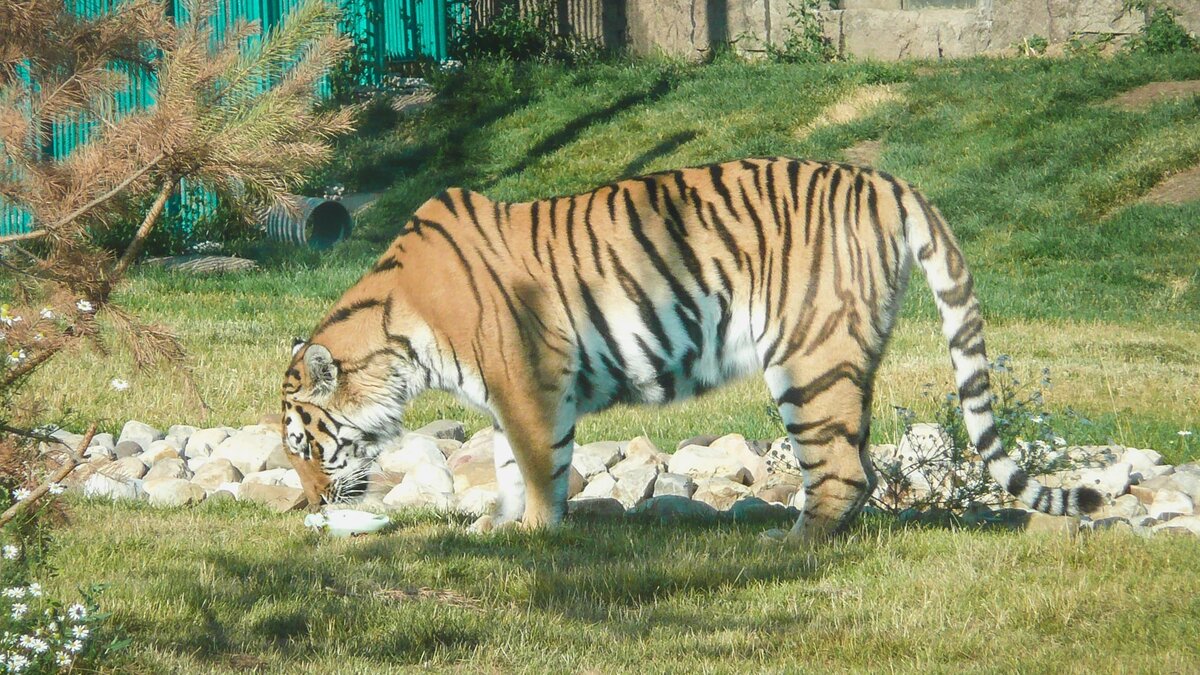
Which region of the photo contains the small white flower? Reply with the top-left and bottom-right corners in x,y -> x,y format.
17,636 -> 33,649
7,349 -> 26,365
39,308 -> 54,320
75,299 -> 94,313
25,584 -> 40,598
55,652 -> 72,667
47,622 -> 56,632
27,638 -> 46,654
66,604 -> 86,621
65,639 -> 83,653
71,625 -> 89,640
109,378 -> 130,392
1180,430 -> 1193,437
2,546 -> 19,561
7,652 -> 28,672
48,483 -> 65,496
10,603 -> 27,620
11,488 -> 30,502
2,588 -> 23,599
1053,436 -> 1067,447
1030,415 -> 1044,424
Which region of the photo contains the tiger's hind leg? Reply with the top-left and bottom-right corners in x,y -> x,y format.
766,348 -> 879,543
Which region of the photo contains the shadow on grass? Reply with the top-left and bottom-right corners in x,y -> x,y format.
124,504 -> 868,668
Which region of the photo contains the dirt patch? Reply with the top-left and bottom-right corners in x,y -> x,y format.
796,84 -> 904,140
844,139 -> 883,167
1140,164 -> 1200,206
375,586 -> 483,610
1108,80 -> 1200,111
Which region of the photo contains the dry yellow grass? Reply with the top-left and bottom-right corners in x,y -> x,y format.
794,83 -> 905,140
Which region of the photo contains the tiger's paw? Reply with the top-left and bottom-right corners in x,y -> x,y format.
467,515 -> 495,533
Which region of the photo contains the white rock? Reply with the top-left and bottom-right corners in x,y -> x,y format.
1149,489 -> 1194,519
576,441 -> 623,468
377,434 -> 449,474
382,481 -> 454,511
692,477 -> 753,511
455,486 -> 499,517
167,425 -> 198,444
211,428 -> 282,476
84,445 -> 114,461
100,457 -> 148,480
653,472 -> 697,498
187,456 -> 214,473
452,457 -> 495,493
403,464 -> 454,495
185,427 -> 230,459
613,466 -> 658,509
83,473 -> 138,500
623,436 -> 661,462
89,433 -> 116,453
568,466 -> 585,499
1100,493 -> 1147,519
413,420 -> 466,442
710,434 -> 768,484
610,454 -> 662,481
243,468 -> 289,486
216,481 -> 241,498
142,440 -> 181,465
1077,462 -> 1132,500
144,458 -> 190,482
281,469 -> 303,490
668,444 -> 752,484
578,472 -> 618,500
144,478 -> 206,507
570,452 -> 610,480
1152,515 -> 1200,537
192,460 -> 243,492
118,420 -> 163,449
1122,447 -> 1163,475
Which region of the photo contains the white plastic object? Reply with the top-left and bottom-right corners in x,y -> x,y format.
304,509 -> 390,537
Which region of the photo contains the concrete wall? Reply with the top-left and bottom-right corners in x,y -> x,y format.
465,0 -> 1200,61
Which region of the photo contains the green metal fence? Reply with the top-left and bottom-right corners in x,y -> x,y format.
0,0 -> 456,238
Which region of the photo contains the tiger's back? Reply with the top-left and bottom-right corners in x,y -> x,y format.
283,157 -> 1100,536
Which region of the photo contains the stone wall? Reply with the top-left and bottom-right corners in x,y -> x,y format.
463,0 -> 1200,61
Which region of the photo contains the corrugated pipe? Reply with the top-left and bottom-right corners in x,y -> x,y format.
264,196 -> 352,250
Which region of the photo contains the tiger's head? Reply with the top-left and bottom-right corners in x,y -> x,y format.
281,338 -> 412,506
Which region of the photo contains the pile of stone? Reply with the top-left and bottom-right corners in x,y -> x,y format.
50,419 -> 1200,538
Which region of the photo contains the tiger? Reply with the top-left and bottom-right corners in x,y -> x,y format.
280,157 -> 1102,540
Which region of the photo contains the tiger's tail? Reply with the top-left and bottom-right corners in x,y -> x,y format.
900,190 -> 1102,517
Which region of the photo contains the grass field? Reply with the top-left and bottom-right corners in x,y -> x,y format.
25,52 -> 1199,459
40,499 -> 1200,673
11,52 -> 1200,672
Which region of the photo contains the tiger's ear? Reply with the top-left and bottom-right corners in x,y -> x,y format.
304,344 -> 338,397
291,338 -> 306,357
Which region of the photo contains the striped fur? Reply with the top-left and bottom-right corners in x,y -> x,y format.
280,158 -> 1102,534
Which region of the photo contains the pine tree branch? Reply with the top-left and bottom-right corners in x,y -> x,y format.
0,423 -> 96,529
113,174 -> 177,277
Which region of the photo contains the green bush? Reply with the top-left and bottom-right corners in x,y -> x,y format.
1127,6 -> 1199,54
449,1 -> 603,64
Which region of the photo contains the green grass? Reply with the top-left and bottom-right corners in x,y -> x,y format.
24,52 -> 1199,458
40,499 -> 1200,673
11,52 -> 1200,672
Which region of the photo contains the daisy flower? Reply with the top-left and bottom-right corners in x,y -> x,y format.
75,299 -> 95,313
109,378 -> 130,392
2,546 -> 19,561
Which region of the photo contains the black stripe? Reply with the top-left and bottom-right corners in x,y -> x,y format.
552,427 -> 575,450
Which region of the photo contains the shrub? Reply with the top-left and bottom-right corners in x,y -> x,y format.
449,1 -> 603,64
1126,6 -> 1199,54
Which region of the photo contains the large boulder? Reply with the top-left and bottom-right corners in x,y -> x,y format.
144,458 -> 190,482
709,434 -> 768,485
83,473 -> 138,501
692,477 -> 753,511
239,483 -> 306,512
242,468 -> 289,486
185,427 -> 232,459
413,420 -> 467,442
211,428 -> 283,476
577,472 -> 618,500
192,459 -> 243,492
575,441 -> 623,469
1077,462 -> 1132,500
613,466 -> 658,509
567,497 -> 626,519
668,445 -> 752,484
628,495 -> 719,523
377,434 -> 449,475
144,478 -> 206,507
652,472 -> 696,499
101,457 -> 148,481
118,420 -> 163,450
